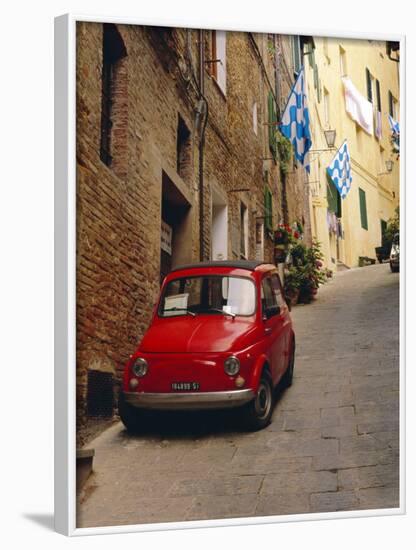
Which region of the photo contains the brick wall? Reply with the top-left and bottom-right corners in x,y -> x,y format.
75,23 -> 311,437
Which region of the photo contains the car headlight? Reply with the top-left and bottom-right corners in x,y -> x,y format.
224,356 -> 240,376
132,357 -> 148,377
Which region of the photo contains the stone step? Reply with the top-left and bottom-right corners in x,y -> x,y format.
336,260 -> 350,271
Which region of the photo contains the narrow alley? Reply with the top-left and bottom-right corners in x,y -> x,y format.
77,263 -> 399,528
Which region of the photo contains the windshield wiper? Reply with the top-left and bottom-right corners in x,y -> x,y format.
163,307 -> 196,317
205,307 -> 236,318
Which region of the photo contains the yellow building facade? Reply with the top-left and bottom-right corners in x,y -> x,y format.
305,38 -> 400,269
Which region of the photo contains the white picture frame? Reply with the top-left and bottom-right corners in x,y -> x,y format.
54,13 -> 406,537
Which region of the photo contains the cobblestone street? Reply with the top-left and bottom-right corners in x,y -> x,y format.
77,263 -> 400,528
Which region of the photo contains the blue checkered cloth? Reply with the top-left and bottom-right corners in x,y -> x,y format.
279,67 -> 312,173
388,114 -> 400,136
327,140 -> 352,200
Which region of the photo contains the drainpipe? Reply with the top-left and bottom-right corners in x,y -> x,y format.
198,30 -> 208,261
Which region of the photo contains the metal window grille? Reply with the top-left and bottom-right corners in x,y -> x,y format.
87,370 -> 114,418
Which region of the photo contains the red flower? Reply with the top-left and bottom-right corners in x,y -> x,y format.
294,231 -> 299,239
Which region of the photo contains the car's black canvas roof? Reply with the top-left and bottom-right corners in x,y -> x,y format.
169,260 -> 268,273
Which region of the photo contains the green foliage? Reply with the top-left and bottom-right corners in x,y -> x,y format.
284,267 -> 304,292
275,132 -> 292,174
284,239 -> 328,303
385,206 -> 399,244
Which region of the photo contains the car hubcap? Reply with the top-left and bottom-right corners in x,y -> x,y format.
255,380 -> 271,419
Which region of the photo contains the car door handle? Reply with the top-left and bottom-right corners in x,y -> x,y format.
265,327 -> 272,334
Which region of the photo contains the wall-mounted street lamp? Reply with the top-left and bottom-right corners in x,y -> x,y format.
378,159 -> 394,176
324,129 -> 337,149
309,128 -> 337,155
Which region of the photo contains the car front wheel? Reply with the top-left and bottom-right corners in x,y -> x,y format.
118,391 -> 141,432
243,371 -> 273,431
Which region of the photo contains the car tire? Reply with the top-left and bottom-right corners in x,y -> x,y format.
243,371 -> 274,431
118,391 -> 141,432
281,339 -> 295,389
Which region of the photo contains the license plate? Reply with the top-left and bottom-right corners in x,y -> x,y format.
171,382 -> 200,391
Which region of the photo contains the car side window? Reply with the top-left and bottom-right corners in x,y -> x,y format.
270,274 -> 286,308
261,277 -> 278,318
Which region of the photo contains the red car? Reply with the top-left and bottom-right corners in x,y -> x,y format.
119,260 -> 295,431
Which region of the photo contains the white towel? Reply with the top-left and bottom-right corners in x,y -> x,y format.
342,77 -> 374,135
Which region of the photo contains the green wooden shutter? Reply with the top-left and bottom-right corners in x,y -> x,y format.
264,187 -> 273,231
313,63 -> 321,103
366,68 -> 372,103
376,79 -> 381,111
292,36 -> 301,74
388,91 -> 394,117
359,188 -> 368,230
268,92 -> 277,159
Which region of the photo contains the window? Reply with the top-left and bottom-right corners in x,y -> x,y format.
264,187 -> 273,232
255,222 -> 264,261
366,68 -> 373,103
388,91 -> 394,117
100,24 -> 128,177
177,115 -> 191,182
376,80 -> 382,112
268,91 -> 278,158
159,276 -> 256,317
359,188 -> 368,230
240,202 -> 248,259
327,175 -> 341,218
323,88 -> 330,126
375,79 -> 382,139
252,102 -> 258,135
261,277 -> 280,318
210,30 -> 227,94
388,91 -> 398,119
261,278 -> 277,310
270,274 -> 286,308
339,46 -> 347,77
292,35 -> 302,75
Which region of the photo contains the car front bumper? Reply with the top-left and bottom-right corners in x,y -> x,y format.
123,389 -> 255,411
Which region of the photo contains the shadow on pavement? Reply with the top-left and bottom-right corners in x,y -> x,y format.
114,385 -> 287,441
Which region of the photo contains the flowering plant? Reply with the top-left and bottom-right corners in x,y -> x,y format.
274,224 -> 299,245
284,240 -> 328,304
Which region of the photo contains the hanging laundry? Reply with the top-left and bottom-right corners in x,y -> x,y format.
342,77 -> 374,135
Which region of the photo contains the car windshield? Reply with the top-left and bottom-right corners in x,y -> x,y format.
159,275 -> 256,317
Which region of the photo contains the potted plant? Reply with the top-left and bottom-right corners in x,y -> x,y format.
274,224 -> 293,245
296,240 -> 327,303
284,268 -> 302,307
